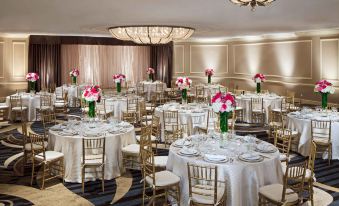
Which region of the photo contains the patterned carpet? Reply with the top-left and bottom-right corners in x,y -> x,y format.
0,110 -> 338,206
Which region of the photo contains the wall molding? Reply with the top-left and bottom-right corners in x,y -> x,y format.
0,41 -> 4,78
12,41 -> 26,78
320,38 -> 339,83
174,45 -> 185,74
189,44 -> 228,75
233,40 -> 313,79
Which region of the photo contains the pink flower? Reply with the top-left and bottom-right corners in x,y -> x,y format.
176,77 -> 192,90
26,72 -> 39,82
211,92 -> 236,113
314,80 -> 335,94
205,68 -> 214,76
146,68 -> 155,74
113,74 -> 126,83
82,85 -> 101,102
70,69 -> 80,77
253,73 -> 266,83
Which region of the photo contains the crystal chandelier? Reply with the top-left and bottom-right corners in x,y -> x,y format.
229,0 -> 276,11
108,25 -> 195,44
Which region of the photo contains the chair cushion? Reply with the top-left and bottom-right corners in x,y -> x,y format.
141,120 -> 153,126
24,142 -> 48,151
40,106 -> 53,110
54,102 -> 67,107
154,156 -> 168,167
136,135 -> 157,142
12,106 -> 27,111
191,184 -> 225,205
0,105 -> 9,109
34,151 -> 64,161
272,108 -> 287,112
276,129 -> 298,136
281,164 -> 314,182
279,154 -> 289,161
145,170 -> 180,187
259,184 -> 298,204
252,109 -> 264,113
81,154 -> 105,166
313,137 -> 330,145
122,144 -> 140,155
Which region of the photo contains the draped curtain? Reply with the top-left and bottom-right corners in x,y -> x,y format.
150,43 -> 173,87
28,44 -> 61,90
61,45 -> 150,88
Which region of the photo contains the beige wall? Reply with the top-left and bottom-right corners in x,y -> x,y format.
174,35 -> 339,104
0,37 -> 29,97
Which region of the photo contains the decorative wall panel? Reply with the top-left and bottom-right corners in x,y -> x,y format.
12,41 -> 26,78
321,39 -> 339,81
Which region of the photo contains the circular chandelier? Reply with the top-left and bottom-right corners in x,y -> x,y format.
108,25 -> 195,44
229,0 -> 276,11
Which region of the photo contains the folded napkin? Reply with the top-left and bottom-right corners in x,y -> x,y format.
257,143 -> 275,152
180,147 -> 197,155
84,131 -> 100,137
241,153 -> 260,160
205,154 -> 226,161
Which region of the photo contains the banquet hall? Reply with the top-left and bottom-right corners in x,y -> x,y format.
0,0 -> 339,205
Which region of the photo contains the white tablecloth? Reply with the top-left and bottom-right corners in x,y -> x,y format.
154,103 -> 210,141
236,94 -> 282,123
203,84 -> 224,97
287,111 -> 339,158
140,81 -> 167,101
6,93 -> 55,121
56,85 -> 81,99
48,121 -> 136,183
166,136 -> 283,206
104,95 -> 144,120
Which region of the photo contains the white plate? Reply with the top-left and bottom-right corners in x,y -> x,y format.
238,153 -> 263,162
203,157 -> 229,163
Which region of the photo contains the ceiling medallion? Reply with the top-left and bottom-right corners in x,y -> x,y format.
229,0 -> 276,11
108,25 -> 195,44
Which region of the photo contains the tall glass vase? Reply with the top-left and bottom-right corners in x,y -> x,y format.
256,83 -> 261,93
208,75 -> 211,84
29,81 -> 36,94
182,89 -> 187,104
149,74 -> 153,82
220,112 -> 229,134
72,76 -> 77,85
321,93 -> 328,109
117,82 -> 121,93
88,101 -> 96,118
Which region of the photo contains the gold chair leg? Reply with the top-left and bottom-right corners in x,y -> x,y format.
102,165 -> 105,192
176,184 -> 181,206
41,163 -> 46,190
30,161 -> 35,186
82,167 -> 85,194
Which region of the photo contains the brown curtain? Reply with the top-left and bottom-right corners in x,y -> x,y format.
28,43 -> 61,91
150,43 -> 173,87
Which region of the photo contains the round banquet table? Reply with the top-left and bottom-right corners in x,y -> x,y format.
140,81 -> 167,101
104,95 -> 144,120
166,135 -> 283,206
154,102 -> 210,141
236,93 -> 282,123
287,110 -> 339,158
6,92 -> 55,121
48,120 -> 136,183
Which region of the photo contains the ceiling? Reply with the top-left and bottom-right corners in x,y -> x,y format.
0,0 -> 339,40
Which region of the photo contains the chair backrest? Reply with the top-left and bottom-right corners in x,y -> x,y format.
55,87 -> 65,100
308,141 -> 317,173
41,110 -> 57,133
163,110 -> 179,130
250,97 -> 263,111
82,137 -> 105,165
187,163 -> 219,205
137,83 -> 145,95
10,95 -> 22,109
127,98 -> 139,112
206,109 -> 218,130
269,109 -> 283,128
122,112 -> 137,125
140,146 -> 156,185
195,86 -> 205,97
96,99 -> 107,114
311,120 -> 331,143
139,125 -> 153,150
151,115 -> 161,138
282,160 -> 307,203
274,129 -> 292,158
29,132 -> 46,160
40,94 -> 52,108
156,83 -> 164,92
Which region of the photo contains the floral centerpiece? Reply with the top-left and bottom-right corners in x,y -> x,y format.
26,72 -> 39,93
314,80 -> 335,109
253,73 -> 266,93
175,77 -> 192,104
146,67 -> 155,82
69,68 -> 79,85
205,68 -> 214,84
82,85 -> 101,118
113,74 -> 126,93
211,92 -> 236,134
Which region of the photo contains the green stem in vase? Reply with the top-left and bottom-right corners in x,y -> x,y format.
208,75 -> 211,84
117,82 -> 121,93
321,93 -> 328,109
72,76 -> 77,85
29,81 -> 35,93
149,74 -> 153,82
256,82 -> 261,93
182,89 -> 187,104
220,112 -> 229,134
88,101 -> 96,118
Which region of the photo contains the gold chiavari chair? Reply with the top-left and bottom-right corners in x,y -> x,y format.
305,141 -> 316,206
274,128 -> 292,163
272,97 -> 291,114
81,137 -> 106,193
41,110 -> 57,136
137,83 -> 146,98
127,97 -> 139,113
187,163 -> 226,206
197,109 -> 218,134
259,160 -> 307,206
146,95 -> 157,115
195,85 -> 206,103
139,101 -> 153,126
36,94 -> 53,120
54,92 -> 68,114
163,110 -> 182,148
268,108 -> 283,139
29,133 -> 64,189
10,95 -> 28,122
234,89 -> 246,95
140,145 -> 180,206
250,97 -> 265,126
328,103 -> 339,110
0,97 -> 9,122
311,120 -> 332,165
22,122 -> 31,173
96,99 -> 113,120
